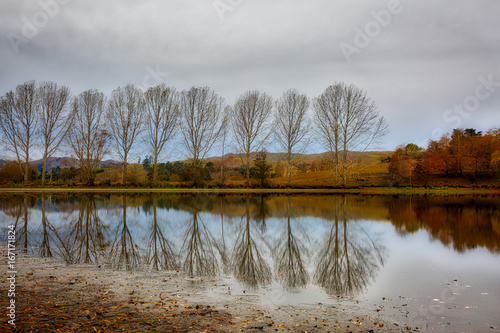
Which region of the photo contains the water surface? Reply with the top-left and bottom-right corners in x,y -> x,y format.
1,193 -> 499,331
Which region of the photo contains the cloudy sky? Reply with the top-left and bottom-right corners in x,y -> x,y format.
1,0 -> 499,158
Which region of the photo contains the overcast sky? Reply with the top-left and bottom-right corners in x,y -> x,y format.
1,0 -> 499,159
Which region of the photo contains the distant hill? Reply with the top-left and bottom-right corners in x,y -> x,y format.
205,150 -> 393,166
32,157 -> 123,171
0,157 -> 122,171
0,151 -> 394,171
32,157 -> 75,171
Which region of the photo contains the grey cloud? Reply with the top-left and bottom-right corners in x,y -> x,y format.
1,0 -> 499,152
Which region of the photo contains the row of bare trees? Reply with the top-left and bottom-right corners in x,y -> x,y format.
0,81 -> 72,185
0,80 -> 387,187
228,83 -> 388,187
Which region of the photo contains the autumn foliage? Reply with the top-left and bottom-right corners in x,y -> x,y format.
389,127 -> 500,185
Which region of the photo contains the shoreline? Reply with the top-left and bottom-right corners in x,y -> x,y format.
1,186 -> 499,195
0,252 -> 415,332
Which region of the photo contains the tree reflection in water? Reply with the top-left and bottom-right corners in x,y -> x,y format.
273,197 -> 309,292
231,199 -> 272,289
66,194 -> 109,265
39,195 -> 70,260
5,195 -> 29,253
109,196 -> 140,270
314,196 -> 387,296
3,193 -> 499,297
251,195 -> 270,233
146,197 -> 178,271
14,195 -> 33,253
212,198 -> 231,275
181,197 -> 219,277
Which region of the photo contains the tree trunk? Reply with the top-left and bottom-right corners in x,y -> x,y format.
246,155 -> 250,182
24,148 -> 30,184
41,157 -> 47,185
122,154 -> 128,183
152,154 -> 158,185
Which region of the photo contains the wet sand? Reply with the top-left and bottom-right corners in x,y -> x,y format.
1,253 -> 421,332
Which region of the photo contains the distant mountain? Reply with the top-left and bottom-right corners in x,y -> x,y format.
32,157 -> 76,171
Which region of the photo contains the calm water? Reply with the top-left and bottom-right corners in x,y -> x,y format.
1,193 -> 499,331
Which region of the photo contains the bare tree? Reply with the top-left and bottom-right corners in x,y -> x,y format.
231,90 -> 273,181
179,87 -> 228,165
0,95 -> 21,170
106,84 -> 145,184
217,123 -> 230,186
37,81 -> 72,185
67,89 -> 110,186
0,81 -> 39,184
313,84 -> 343,185
144,84 -> 179,184
274,89 -> 311,185
314,83 -> 388,187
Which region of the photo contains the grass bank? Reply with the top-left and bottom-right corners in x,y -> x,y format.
1,186 -> 499,195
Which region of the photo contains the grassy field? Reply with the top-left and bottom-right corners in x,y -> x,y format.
2,186 -> 499,195
2,151 -> 500,194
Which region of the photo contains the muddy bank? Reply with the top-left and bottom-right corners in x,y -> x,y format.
1,254 -> 419,332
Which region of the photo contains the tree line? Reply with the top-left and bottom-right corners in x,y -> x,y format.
0,80 -> 387,187
389,127 -> 500,186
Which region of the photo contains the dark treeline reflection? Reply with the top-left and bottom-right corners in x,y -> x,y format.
387,195 -> 500,253
1,193 -> 499,297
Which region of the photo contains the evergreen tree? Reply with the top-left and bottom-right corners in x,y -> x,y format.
253,151 -> 272,187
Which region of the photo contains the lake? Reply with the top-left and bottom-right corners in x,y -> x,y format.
1,193 -> 499,331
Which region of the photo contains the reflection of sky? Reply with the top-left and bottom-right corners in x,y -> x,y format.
359,222 -> 500,329
1,196 -> 499,330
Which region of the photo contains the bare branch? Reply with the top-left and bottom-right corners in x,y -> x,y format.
231,90 -> 273,181
106,84 -> 145,183
144,84 -> 180,184
179,87 -> 228,165
0,81 -> 39,184
274,89 -> 310,185
38,81 -> 72,185
314,82 -> 388,187
66,89 -> 110,186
